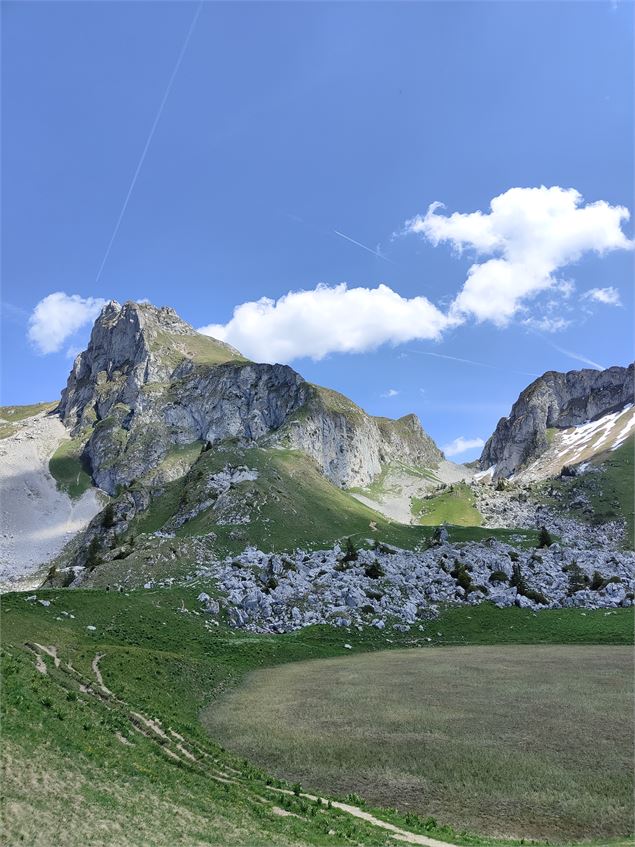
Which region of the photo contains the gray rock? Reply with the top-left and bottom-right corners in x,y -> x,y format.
481,364 -> 634,478
58,300 -> 443,494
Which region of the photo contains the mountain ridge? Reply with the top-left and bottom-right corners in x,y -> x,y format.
480,363 -> 634,478
59,300 -> 443,494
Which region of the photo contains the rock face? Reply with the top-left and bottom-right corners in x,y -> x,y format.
59,301 -> 442,494
480,364 -> 634,478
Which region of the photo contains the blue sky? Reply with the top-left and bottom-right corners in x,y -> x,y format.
2,1 -> 633,459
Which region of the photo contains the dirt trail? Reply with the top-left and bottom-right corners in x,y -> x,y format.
267,786 -> 461,847
91,653 -> 113,695
0,412 -> 101,590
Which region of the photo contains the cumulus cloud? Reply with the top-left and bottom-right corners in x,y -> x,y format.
405,186 -> 632,325
442,436 -> 485,457
199,283 -> 454,363
28,292 -> 106,354
381,388 -> 399,398
582,286 -> 622,306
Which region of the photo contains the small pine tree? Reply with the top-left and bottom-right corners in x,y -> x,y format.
86,536 -> 101,570
102,503 -> 115,528
510,561 -> 526,594
342,537 -> 358,562
566,561 -> 589,595
537,526 -> 553,548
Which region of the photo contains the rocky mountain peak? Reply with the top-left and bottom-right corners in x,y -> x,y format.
480,363 -> 634,478
55,300 -> 444,496
59,300 -> 243,431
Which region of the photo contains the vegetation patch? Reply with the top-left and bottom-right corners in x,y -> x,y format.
542,436 -> 634,548
76,445 -> 543,588
411,482 -> 483,527
0,401 -> 57,438
49,437 -> 93,499
205,643 -> 634,842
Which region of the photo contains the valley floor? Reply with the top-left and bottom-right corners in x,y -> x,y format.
205,644 -> 633,841
1,589 -> 633,847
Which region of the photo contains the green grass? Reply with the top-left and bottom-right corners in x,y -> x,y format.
205,644 -> 634,841
49,436 -> 94,499
543,436 -> 634,548
151,330 -> 246,370
1,590 -> 632,847
0,401 -> 57,422
75,446 -> 540,588
0,401 -> 57,438
412,482 -> 483,526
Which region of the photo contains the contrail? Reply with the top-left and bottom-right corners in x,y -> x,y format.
333,229 -> 396,264
95,1 -> 203,285
406,348 -> 539,378
547,342 -> 604,371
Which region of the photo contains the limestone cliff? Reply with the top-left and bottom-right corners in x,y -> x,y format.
480,364 -> 634,478
59,301 -> 442,494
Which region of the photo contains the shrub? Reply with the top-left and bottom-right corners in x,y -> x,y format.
342,537 -> 358,562
264,577 -> 278,592
450,561 -> 472,593
590,571 -> 606,591
510,562 -> 526,593
524,588 -> 548,605
489,570 -> 508,583
102,503 -> 116,528
537,526 -> 553,548
365,588 -> 383,601
86,536 -> 101,570
364,560 -> 385,579
565,561 -> 589,595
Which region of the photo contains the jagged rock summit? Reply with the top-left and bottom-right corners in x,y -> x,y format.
480,363 -> 634,478
60,300 -> 442,494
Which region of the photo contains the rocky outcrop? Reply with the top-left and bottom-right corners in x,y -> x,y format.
277,389 -> 442,488
58,300 -> 442,494
480,364 -> 634,478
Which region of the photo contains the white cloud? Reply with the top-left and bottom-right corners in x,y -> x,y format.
381,388 -> 399,398
28,292 -> 106,354
442,436 -> 485,457
582,286 -> 622,306
405,186 -> 632,325
199,283 -> 455,364
522,316 -> 571,333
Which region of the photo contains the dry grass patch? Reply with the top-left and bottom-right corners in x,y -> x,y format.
204,645 -> 634,841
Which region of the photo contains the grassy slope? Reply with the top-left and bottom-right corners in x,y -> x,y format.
151,330 -> 246,369
1,590 -> 632,847
78,446 -> 540,588
412,482 -> 482,527
205,644 -> 633,841
543,436 -> 634,548
49,436 -> 94,499
0,401 -> 57,439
